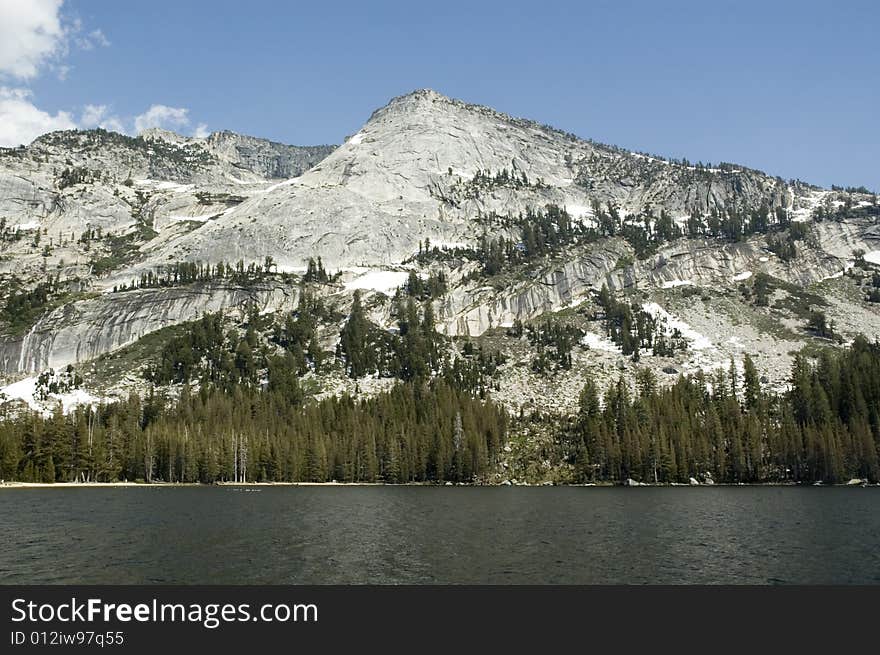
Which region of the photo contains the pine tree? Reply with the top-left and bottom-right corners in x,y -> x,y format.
743,354 -> 761,411
340,291 -> 373,377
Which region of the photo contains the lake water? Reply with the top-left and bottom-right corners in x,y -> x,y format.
1,486 -> 878,584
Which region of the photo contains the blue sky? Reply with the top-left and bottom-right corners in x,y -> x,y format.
1,0 -> 877,190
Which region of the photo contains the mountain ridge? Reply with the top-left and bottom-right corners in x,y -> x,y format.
146,87 -> 825,273
0,89 -> 878,443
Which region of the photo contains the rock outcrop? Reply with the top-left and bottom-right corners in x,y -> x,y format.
152,89 -> 817,271
0,282 -> 298,374
203,131 -> 335,179
435,218 -> 878,336
0,87 -> 877,390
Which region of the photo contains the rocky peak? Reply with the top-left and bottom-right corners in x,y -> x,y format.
137,127 -> 191,145
0,87 -> 877,413
372,88 -> 450,114
365,87 -> 501,132
148,89 -> 830,272
311,87 -> 584,195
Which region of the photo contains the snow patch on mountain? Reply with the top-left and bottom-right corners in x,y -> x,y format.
565,204 -> 592,219
582,332 -> 622,353
344,270 -> 410,295
275,264 -> 307,274
819,261 -> 855,281
642,302 -> 713,350
0,377 -> 41,411
134,179 -> 194,193
0,376 -> 104,416
259,177 -> 298,194
790,189 -> 828,223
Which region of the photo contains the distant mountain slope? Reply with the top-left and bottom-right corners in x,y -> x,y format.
154,89 -> 822,270
0,89 -> 877,432
203,130 -> 334,179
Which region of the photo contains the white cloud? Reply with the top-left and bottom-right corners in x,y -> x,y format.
133,106 -> 209,138
79,104 -> 124,133
0,98 -> 209,145
132,105 -> 208,138
0,90 -> 209,146
0,86 -> 75,147
0,0 -> 66,80
89,29 -> 110,47
76,28 -> 110,51
79,103 -> 105,125
0,1 -> 110,82
134,104 -> 191,133
0,2 -> 201,145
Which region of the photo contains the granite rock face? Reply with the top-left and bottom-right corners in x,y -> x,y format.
0,89 -> 877,383
203,131 -> 335,179
155,89 -> 816,271
434,218 -> 878,336
0,282 -> 298,374
0,127 -> 335,254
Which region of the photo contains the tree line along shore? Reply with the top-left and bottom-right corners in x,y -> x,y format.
1,291 -> 879,485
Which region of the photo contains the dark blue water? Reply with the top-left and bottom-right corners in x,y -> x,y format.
1,486 -> 878,584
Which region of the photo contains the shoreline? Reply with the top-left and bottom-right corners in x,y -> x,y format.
0,480 -> 875,489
